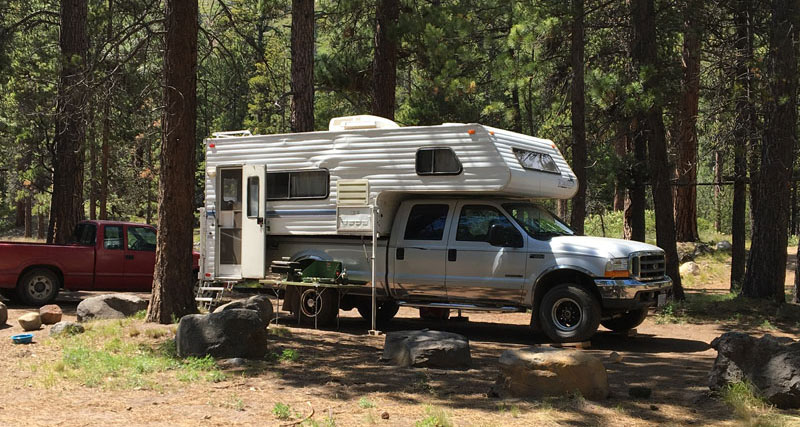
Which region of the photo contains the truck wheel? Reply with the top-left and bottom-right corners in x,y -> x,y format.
357,300 -> 400,325
539,283 -> 600,343
298,288 -> 339,326
419,307 -> 450,320
17,269 -> 60,306
601,308 -> 648,332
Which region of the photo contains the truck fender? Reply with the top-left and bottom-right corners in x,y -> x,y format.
528,266 -> 600,325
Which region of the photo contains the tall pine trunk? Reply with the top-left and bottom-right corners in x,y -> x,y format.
626,117 -> 647,242
372,0 -> 399,120
49,0 -> 88,244
569,0 -> 587,235
613,125 -> 627,212
631,0 -> 684,300
290,0 -> 314,132
146,0 -> 199,324
673,0 -> 701,242
88,105 -> 97,220
99,0 -> 112,220
731,0 -> 754,291
742,0 -> 798,303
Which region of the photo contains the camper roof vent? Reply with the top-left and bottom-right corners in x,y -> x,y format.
337,179 -> 370,206
211,130 -> 253,138
329,115 -> 400,131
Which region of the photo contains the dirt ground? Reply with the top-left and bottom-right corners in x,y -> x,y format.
0,250 -> 798,426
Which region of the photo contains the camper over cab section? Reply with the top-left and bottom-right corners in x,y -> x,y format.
199,115 -> 672,343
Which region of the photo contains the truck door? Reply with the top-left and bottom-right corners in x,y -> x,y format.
122,225 -> 157,290
391,202 -> 453,299
444,203 -> 527,304
94,224 -> 126,289
240,164 -> 267,278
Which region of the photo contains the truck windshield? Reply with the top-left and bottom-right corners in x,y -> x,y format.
503,203 -> 574,239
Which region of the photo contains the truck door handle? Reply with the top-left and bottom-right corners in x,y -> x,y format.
396,248 -> 404,260
448,249 -> 457,262
125,255 -> 134,260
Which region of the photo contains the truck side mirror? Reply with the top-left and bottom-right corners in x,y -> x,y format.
488,224 -> 524,248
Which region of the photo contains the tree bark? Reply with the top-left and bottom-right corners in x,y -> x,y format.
49,0 -> 88,244
626,117 -> 647,243
713,150 -> 722,233
742,0 -> 798,303
613,127 -> 627,212
673,0 -> 701,242
794,245 -> 799,303
37,213 -> 46,240
99,0 -> 112,221
290,0 -> 314,132
569,0 -> 586,235
24,196 -> 32,238
731,0 -> 754,291
88,104 -> 96,220
631,0 -> 684,300
146,0 -> 199,324
372,0 -> 399,120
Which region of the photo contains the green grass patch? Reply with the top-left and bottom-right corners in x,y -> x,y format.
415,405 -> 452,427
654,293 -> 800,332
358,397 -> 375,409
721,382 -> 787,427
272,402 -> 293,420
36,318 -> 226,390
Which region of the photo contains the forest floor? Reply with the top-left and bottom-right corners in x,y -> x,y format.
0,248 -> 798,426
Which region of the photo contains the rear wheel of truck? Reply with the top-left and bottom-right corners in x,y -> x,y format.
298,287 -> 339,326
539,283 -> 600,343
601,308 -> 648,332
357,300 -> 400,325
17,268 -> 60,306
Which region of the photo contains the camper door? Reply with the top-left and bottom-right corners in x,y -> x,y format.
241,164 -> 267,278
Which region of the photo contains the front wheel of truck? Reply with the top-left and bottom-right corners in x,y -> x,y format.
17,268 -> 60,306
539,283 -> 600,343
601,308 -> 648,332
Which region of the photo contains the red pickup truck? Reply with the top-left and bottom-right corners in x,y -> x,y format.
0,220 -> 199,305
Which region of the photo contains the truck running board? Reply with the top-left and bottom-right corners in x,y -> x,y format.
396,301 -> 525,313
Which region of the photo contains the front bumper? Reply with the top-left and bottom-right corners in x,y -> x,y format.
594,276 -> 673,310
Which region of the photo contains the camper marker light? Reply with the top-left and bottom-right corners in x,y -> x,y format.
467,129 -> 476,135
209,143 -> 216,148
604,258 -> 630,278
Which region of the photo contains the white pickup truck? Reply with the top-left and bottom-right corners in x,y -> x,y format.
269,197 -> 671,342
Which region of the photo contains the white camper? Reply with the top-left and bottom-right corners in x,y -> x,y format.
199,115 -> 672,343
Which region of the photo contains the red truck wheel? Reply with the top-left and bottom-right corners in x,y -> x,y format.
17,269 -> 60,306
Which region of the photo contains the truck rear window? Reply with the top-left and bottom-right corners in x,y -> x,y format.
71,223 -> 96,246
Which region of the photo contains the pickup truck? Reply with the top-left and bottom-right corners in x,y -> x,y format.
267,198 -> 673,342
0,220 -> 200,306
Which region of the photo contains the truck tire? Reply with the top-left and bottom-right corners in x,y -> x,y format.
298,287 -> 339,326
17,268 -> 60,306
601,308 -> 648,332
357,300 -> 400,325
538,283 -> 600,343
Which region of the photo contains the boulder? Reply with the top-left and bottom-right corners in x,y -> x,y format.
676,243 -> 696,263
39,304 -> 63,325
716,241 -> 732,252
381,329 -> 471,370
18,312 -> 42,331
0,301 -> 7,325
176,309 -> 268,359
680,261 -> 700,276
493,346 -> 609,400
213,295 -> 274,326
710,332 -> 800,409
76,294 -> 148,322
49,321 -> 85,337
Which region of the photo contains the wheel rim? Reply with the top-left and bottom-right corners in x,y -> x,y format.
26,274 -> 54,301
299,289 -> 322,318
551,297 -> 582,332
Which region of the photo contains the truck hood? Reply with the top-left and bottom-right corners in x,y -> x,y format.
548,235 -> 662,259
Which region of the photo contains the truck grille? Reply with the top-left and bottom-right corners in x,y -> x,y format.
631,252 -> 666,281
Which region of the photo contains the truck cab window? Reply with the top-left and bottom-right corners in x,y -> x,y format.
456,205 -> 518,242
404,204 -> 449,240
71,223 -> 97,246
415,147 -> 462,175
127,227 -> 157,251
104,226 -> 124,250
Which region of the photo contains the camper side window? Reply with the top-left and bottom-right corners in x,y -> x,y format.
512,148 -> 560,174
404,204 -> 449,240
415,148 -> 462,175
267,170 -> 329,200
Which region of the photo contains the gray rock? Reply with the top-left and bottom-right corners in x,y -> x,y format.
716,241 -> 732,252
39,304 -> 63,325
709,332 -> 800,409
176,309 -> 268,359
76,294 -> 148,322
381,329 -> 471,370
18,312 -> 42,331
49,321 -> 85,337
0,301 -> 7,325
493,346 -> 609,400
213,295 -> 274,326
680,261 -> 700,276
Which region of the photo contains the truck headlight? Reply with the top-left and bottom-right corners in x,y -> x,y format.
604,258 -> 630,278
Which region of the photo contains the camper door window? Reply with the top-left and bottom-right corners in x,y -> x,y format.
512,148 -> 560,174
415,147 -> 462,175
221,169 -> 242,211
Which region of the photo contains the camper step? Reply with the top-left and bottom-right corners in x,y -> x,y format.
195,297 -> 214,302
198,286 -> 226,291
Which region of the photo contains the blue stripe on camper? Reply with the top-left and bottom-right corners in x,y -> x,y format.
265,209 -> 337,218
